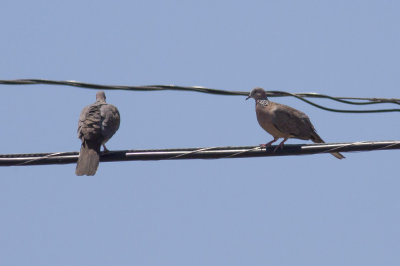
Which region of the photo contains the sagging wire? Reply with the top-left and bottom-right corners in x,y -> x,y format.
1,79 -> 399,113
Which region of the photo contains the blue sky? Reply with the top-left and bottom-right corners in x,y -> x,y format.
1,1 -> 400,265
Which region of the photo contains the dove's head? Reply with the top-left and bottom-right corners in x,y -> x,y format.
96,91 -> 106,102
246,87 -> 267,100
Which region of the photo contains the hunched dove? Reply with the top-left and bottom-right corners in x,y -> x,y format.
76,91 -> 121,176
246,87 -> 344,159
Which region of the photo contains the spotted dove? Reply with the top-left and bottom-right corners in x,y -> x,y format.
247,87 -> 344,159
76,91 -> 121,175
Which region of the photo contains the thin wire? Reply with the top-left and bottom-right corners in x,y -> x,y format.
13,152 -> 68,166
1,79 -> 400,113
268,91 -> 400,113
1,140 -> 400,167
167,146 -> 219,159
225,146 -> 262,158
270,91 -> 400,105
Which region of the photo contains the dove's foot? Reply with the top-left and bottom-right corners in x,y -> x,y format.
273,138 -> 288,152
260,137 -> 279,151
102,144 -> 109,153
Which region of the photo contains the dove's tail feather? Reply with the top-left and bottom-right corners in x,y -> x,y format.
310,133 -> 345,160
76,141 -> 101,176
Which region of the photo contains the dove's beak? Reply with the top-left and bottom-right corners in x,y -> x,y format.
246,96 -> 251,100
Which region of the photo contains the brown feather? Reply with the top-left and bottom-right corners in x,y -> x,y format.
310,132 -> 345,159
75,140 -> 101,176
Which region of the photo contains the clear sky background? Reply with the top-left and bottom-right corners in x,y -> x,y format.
1,0 -> 399,265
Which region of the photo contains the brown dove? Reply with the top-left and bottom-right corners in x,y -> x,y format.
246,87 -> 344,159
76,91 -> 121,176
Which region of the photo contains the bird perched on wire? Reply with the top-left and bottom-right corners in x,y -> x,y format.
246,87 -> 344,159
76,91 -> 121,175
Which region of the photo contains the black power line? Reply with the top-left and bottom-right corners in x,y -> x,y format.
1,140 -> 399,167
1,79 -> 400,113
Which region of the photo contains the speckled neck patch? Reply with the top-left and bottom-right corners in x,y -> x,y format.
256,99 -> 269,106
